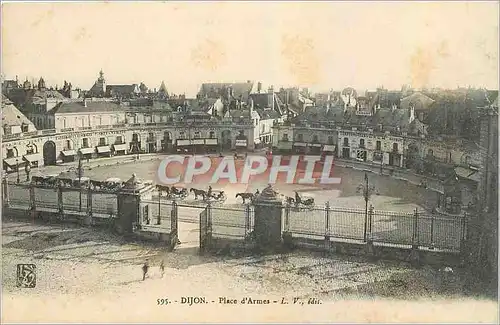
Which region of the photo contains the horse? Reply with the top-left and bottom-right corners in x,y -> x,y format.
236,193 -> 254,204
190,188 -> 206,200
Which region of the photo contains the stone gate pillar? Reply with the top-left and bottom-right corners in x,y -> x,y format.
2,176 -> 10,208
253,184 -> 283,251
116,173 -> 155,234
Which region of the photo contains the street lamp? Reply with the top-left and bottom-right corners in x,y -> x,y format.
357,172 -> 376,242
16,158 -> 20,184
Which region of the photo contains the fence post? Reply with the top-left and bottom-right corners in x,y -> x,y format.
57,184 -> 64,221
324,202 -> 330,250
459,212 -> 467,257
429,212 -> 435,249
409,208 -> 420,266
368,205 -> 374,242
284,203 -> 290,233
207,202 -> 213,250
29,183 -> 36,220
2,176 -> 9,208
86,185 -> 93,226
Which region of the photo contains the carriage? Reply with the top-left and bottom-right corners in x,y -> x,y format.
285,193 -> 315,210
204,190 -> 227,204
156,185 -> 188,200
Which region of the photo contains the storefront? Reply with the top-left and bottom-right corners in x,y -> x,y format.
23,153 -> 43,168
321,144 -> 336,161
176,139 -> 192,154
79,147 -> 95,160
205,138 -> 219,153
309,143 -> 322,155
61,149 -> 77,163
3,157 -> 24,172
293,142 -> 307,154
192,139 -> 205,154
112,144 -> 128,156
96,145 -> 112,158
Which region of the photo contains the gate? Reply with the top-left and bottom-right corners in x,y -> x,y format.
199,205 -> 212,254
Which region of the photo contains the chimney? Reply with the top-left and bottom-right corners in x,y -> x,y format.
268,86 -> 274,94
257,82 -> 262,93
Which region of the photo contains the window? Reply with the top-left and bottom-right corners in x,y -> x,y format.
179,132 -> 186,139
209,131 -> 215,139
393,143 -> 399,152
63,118 -> 67,129
26,145 -> 34,155
328,136 -> 334,145
99,137 -> 106,146
427,149 -> 433,157
148,132 -> 155,140
132,134 -> 139,142
6,149 -> 14,158
343,137 -> 349,147
312,135 -> 319,143
3,126 -> 11,135
282,133 -> 289,141
21,123 -> 29,133
297,134 -> 304,142
194,132 -> 201,139
359,139 -> 365,148
116,136 -> 123,144
66,140 -> 72,150
376,141 -> 381,151
82,138 -> 89,148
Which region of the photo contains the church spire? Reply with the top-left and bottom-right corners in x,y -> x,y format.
158,81 -> 169,98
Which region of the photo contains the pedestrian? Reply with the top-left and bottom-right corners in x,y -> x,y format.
159,260 -> 165,278
142,260 -> 149,281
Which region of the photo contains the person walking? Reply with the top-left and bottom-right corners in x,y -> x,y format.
159,260 -> 165,278
142,260 -> 150,281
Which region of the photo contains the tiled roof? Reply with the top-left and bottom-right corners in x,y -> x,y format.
227,109 -> 251,118
52,101 -> 123,114
255,108 -> 280,120
400,92 -> 435,110
199,82 -> 254,99
2,99 -> 36,128
106,85 -> 139,95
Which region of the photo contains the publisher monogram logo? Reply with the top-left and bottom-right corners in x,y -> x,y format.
16,264 -> 36,288
156,155 -> 341,186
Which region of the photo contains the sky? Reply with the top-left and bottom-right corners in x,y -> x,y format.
1,1 -> 498,97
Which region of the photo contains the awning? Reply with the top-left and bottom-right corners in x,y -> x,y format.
61,150 -> 76,157
293,142 -> 307,147
97,146 -> 111,154
310,143 -> 322,147
205,139 -> 218,145
454,167 -> 480,183
235,140 -> 247,147
192,139 -> 204,145
177,139 -> 191,146
3,157 -> 22,167
323,145 -> 336,152
79,148 -> 95,155
113,144 -> 127,151
23,153 -> 42,162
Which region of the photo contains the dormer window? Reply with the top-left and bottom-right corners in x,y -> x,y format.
21,123 -> 29,133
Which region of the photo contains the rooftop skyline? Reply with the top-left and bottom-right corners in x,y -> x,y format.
2,2 -> 498,96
